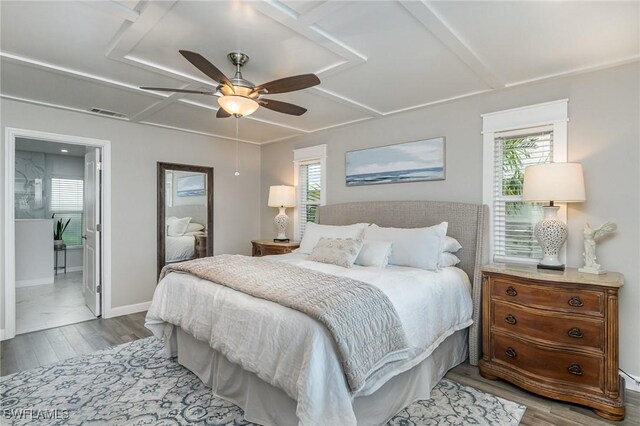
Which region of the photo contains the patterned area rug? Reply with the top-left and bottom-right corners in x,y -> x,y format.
1,337 -> 525,425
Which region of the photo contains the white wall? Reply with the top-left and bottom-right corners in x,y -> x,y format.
260,63 -> 640,379
1,98 -> 262,322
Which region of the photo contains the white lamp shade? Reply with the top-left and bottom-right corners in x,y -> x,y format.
268,185 -> 296,207
522,162 -> 586,203
217,95 -> 259,117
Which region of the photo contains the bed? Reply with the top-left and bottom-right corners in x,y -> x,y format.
146,201 -> 488,425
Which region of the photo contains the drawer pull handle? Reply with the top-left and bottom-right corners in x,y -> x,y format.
505,347 -> 517,358
568,327 -> 583,338
505,286 -> 518,297
568,363 -> 583,376
504,314 -> 517,325
568,296 -> 584,307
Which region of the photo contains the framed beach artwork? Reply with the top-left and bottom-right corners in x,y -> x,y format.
345,137 -> 445,186
176,174 -> 206,197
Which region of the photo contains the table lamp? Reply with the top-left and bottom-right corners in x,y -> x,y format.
268,185 -> 296,242
522,162 -> 585,270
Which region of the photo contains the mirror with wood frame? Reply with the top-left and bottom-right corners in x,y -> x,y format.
157,162 -> 213,278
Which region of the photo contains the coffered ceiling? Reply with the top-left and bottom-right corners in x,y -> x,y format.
1,1 -> 638,145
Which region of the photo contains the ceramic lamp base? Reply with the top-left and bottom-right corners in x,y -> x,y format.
535,206 -> 568,271
274,207 -> 290,242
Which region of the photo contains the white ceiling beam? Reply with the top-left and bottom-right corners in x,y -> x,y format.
81,0 -> 140,23
105,0 -> 177,59
400,0 -> 506,89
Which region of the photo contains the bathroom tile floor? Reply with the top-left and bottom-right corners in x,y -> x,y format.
16,271 -> 96,335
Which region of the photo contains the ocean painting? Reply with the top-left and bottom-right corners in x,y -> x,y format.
176,174 -> 206,197
346,137 -> 445,186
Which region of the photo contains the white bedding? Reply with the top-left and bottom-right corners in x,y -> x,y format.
146,253 -> 473,425
165,235 -> 195,263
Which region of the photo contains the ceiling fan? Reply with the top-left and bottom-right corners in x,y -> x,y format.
141,50 -> 320,118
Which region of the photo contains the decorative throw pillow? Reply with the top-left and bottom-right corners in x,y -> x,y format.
440,252 -> 462,268
298,222 -> 369,254
167,217 -> 191,237
307,238 -> 364,268
355,240 -> 393,268
443,236 -> 462,253
186,222 -> 205,232
364,222 -> 448,271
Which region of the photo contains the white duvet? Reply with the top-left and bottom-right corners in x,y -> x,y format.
146,253 -> 473,426
165,235 -> 195,263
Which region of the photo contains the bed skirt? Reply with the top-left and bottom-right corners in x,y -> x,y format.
165,327 -> 468,426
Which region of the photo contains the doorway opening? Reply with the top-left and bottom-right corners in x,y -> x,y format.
3,128 -> 111,340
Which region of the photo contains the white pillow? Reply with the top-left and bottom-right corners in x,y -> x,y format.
298,222 -> 369,254
440,252 -> 461,267
184,231 -> 205,236
186,223 -> 205,232
307,238 -> 364,268
355,240 -> 392,268
364,222 -> 448,271
167,217 -> 191,237
443,236 -> 462,253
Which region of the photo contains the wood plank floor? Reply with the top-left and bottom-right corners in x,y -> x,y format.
0,312 -> 151,376
1,312 -> 638,425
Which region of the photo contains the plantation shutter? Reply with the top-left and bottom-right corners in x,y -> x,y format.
493,129 -> 553,262
50,177 -> 84,246
297,161 -> 321,238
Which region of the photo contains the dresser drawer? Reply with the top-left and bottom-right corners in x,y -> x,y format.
492,301 -> 604,351
491,278 -> 604,316
492,333 -> 603,390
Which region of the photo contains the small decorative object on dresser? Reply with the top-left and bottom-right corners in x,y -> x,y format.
251,239 -> 300,257
522,162 -> 586,270
479,264 -> 625,420
579,222 -> 617,275
268,185 -> 296,242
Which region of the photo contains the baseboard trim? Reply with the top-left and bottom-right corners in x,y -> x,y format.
108,301 -> 151,318
65,266 -> 83,273
0,329 -> 5,341
624,372 -> 640,393
16,277 -> 54,287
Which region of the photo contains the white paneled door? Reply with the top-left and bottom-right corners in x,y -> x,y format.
83,148 -> 101,316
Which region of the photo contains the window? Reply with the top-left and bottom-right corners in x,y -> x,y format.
293,145 -> 327,240
50,177 -> 84,246
482,100 -> 568,264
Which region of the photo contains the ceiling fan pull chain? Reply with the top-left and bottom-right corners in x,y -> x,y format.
234,117 -> 240,177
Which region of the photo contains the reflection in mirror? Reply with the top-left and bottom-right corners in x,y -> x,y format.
158,163 -> 213,278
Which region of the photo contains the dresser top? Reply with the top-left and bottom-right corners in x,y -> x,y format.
482,263 -> 624,288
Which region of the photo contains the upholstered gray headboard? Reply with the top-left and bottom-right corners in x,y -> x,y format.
316,201 -> 488,365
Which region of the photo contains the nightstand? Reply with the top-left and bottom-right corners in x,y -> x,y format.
195,235 -> 207,258
479,264 -> 625,420
251,239 -> 300,257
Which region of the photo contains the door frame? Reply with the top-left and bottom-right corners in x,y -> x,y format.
3,127 -> 112,340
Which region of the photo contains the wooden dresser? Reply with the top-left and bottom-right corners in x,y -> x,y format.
251,239 -> 300,257
479,264 -> 625,420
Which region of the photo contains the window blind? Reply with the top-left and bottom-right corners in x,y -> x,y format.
296,162 -> 321,239
493,130 -> 553,262
50,178 -> 84,246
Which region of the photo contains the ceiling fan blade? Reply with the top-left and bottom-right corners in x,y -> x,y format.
140,87 -> 215,95
179,50 -> 233,88
259,98 -> 307,116
254,74 -> 320,94
216,108 -> 231,118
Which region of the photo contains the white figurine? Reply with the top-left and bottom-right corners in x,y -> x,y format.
579,221 -> 617,275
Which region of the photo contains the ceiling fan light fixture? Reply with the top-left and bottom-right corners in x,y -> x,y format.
217,95 -> 259,117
